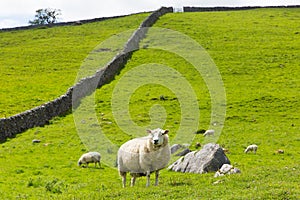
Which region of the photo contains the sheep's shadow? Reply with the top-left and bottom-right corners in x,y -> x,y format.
80,165 -> 103,170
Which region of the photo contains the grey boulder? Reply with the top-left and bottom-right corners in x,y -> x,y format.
168,143 -> 230,174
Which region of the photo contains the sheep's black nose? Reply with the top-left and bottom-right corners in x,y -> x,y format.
153,139 -> 159,144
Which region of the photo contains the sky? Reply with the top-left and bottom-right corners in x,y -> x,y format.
0,0 -> 299,28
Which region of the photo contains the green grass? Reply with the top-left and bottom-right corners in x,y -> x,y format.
0,13 -> 149,117
0,8 -> 300,199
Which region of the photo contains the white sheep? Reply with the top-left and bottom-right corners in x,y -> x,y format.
117,128 -> 171,187
244,144 -> 258,153
78,152 -> 101,168
203,129 -> 215,137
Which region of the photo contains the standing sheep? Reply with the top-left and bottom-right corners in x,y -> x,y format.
78,152 -> 101,168
117,128 -> 171,187
244,144 -> 258,153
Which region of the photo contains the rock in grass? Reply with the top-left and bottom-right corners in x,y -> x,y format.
170,144 -> 191,156
32,139 -> 41,143
214,164 -> 241,177
170,144 -> 182,154
175,148 -> 191,157
168,143 -> 230,173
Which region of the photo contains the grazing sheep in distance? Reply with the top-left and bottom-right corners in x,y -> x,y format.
117,128 -> 171,187
78,152 -> 101,168
244,144 -> 258,153
203,129 -> 215,137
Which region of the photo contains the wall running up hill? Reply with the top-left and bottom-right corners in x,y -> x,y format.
0,7 -> 173,142
3,5 -> 298,142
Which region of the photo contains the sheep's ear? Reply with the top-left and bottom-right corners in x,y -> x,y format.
162,130 -> 169,135
146,129 -> 152,134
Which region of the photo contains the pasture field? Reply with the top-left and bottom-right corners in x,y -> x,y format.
0,8 -> 300,199
0,13 -> 149,117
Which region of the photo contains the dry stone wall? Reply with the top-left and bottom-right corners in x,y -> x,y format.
3,5 -> 297,142
183,5 -> 299,12
0,7 -> 173,142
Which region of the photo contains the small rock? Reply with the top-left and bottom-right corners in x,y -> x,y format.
175,148 -> 191,157
170,144 -> 182,154
195,142 -> 201,148
214,171 -> 224,178
219,164 -> 232,174
229,167 -> 241,174
276,149 -> 284,154
214,164 -> 241,177
222,148 -> 230,153
32,139 -> 41,143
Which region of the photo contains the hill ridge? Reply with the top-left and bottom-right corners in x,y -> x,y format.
1,5 -> 299,32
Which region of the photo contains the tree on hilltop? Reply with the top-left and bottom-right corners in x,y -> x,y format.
29,8 -> 61,25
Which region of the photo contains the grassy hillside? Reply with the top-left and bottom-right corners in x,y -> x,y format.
0,8 -> 299,199
0,13 -> 149,117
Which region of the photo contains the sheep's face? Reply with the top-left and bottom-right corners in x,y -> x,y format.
147,128 -> 169,147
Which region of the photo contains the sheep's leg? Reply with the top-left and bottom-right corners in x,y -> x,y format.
120,171 -> 126,188
130,176 -> 136,187
155,170 -> 159,186
146,171 -> 151,187
94,161 -> 100,168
